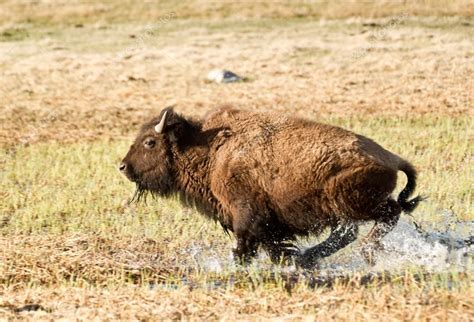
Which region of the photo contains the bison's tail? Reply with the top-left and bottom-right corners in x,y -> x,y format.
397,160 -> 423,213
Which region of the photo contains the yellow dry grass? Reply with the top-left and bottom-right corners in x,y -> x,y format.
0,1 -> 473,320
1,280 -> 472,320
1,15 -> 473,145
0,0 -> 473,24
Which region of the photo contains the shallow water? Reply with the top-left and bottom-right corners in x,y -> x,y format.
191,216 -> 473,273
151,213 -> 473,290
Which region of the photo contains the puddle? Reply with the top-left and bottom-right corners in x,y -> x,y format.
151,213 -> 473,290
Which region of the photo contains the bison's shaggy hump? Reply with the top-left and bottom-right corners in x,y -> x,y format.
120,106 -> 422,267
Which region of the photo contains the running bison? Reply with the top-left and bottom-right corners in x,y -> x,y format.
119,106 -> 422,268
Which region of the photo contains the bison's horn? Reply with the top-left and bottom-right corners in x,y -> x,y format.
155,111 -> 168,133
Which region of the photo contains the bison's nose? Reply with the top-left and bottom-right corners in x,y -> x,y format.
119,162 -> 127,172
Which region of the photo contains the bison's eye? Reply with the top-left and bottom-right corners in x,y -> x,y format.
143,138 -> 156,149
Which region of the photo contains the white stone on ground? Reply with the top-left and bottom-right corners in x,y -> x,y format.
207,69 -> 242,83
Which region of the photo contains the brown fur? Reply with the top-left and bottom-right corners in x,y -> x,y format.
120,106 -> 421,267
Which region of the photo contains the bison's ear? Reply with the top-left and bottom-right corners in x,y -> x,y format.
154,106 -> 175,134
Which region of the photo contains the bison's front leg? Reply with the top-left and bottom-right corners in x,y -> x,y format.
233,235 -> 258,264
231,205 -> 262,264
297,222 -> 358,269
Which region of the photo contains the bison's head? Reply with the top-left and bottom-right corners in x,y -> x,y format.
119,107 -> 182,200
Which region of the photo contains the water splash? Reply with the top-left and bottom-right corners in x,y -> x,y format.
151,215 -> 472,291
367,218 -> 472,272
188,216 -> 473,274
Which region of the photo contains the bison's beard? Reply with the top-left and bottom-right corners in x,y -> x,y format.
130,183 -> 150,204
129,177 -> 174,204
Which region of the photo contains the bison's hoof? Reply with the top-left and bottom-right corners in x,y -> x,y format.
270,250 -> 301,265
295,253 -> 320,270
232,248 -> 256,266
361,245 -> 377,266
361,241 -> 384,266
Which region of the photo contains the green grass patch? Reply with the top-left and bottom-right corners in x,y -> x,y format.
0,27 -> 29,41
1,115 -> 472,238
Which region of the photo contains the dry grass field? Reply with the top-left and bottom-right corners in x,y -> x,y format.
1,0 -> 473,320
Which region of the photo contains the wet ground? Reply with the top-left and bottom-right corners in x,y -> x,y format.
149,215 -> 473,291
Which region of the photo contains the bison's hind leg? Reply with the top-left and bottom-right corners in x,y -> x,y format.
297,222 -> 359,269
361,198 -> 401,265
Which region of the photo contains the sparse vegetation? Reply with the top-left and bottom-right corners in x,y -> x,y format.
0,1 -> 472,320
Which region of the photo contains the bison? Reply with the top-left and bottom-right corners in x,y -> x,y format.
119,106 -> 422,268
